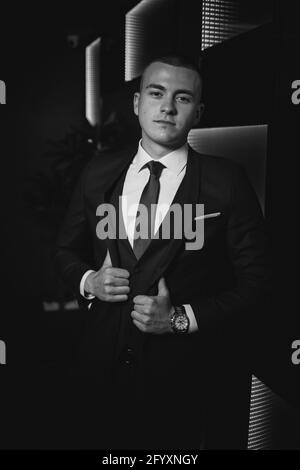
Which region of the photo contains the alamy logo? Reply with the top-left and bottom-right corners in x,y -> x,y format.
95,199 -> 215,251
291,80 -> 300,105
0,339 -> 6,365
0,80 -> 6,104
291,339 -> 300,365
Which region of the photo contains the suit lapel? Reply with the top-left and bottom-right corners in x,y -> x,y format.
136,146 -> 202,286
101,147 -> 136,267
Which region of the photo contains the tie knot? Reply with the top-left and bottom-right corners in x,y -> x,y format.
145,160 -> 165,179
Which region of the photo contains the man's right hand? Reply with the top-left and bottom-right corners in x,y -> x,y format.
84,252 -> 130,302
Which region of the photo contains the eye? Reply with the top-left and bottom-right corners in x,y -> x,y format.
176,96 -> 191,103
149,91 -> 162,98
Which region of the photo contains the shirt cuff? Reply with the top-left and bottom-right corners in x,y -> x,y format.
80,270 -> 96,299
183,304 -> 198,333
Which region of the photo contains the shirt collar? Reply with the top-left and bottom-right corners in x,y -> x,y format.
132,139 -> 188,176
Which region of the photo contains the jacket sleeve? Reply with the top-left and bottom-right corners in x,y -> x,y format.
190,163 -> 273,339
55,165 -> 96,303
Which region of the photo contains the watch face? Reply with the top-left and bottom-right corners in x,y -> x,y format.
175,314 -> 189,332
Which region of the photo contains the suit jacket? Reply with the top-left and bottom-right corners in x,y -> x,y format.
55,144 -> 272,448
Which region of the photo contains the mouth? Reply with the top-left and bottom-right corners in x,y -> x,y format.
153,120 -> 176,126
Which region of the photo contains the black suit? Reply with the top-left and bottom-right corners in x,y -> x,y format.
55,145 -> 272,449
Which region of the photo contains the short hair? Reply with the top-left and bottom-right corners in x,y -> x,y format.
139,53 -> 205,100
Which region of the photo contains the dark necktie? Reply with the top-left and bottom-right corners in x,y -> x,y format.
133,160 -> 165,259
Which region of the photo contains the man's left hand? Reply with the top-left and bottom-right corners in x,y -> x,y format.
131,277 -> 174,334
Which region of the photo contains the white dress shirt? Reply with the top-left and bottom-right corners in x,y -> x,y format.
80,140 -> 198,332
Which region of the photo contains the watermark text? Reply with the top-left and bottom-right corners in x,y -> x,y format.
0,339 -> 6,365
291,339 -> 300,365
0,80 -> 5,104
95,199 -> 207,251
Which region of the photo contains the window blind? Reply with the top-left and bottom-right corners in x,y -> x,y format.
201,0 -> 244,50
125,0 -> 170,82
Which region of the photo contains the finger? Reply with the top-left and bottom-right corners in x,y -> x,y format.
106,285 -> 130,295
133,304 -> 152,315
107,294 -> 128,302
133,295 -> 153,305
106,267 -> 130,278
109,277 -> 129,287
131,310 -> 151,324
132,319 -> 147,332
158,277 -> 169,296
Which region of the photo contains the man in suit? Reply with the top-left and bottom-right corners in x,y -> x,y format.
56,55 -> 272,449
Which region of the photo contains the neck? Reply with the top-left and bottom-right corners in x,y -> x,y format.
140,138 -> 186,159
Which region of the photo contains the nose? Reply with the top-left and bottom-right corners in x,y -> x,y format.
160,96 -> 177,115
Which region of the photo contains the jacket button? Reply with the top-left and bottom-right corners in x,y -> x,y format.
120,346 -> 134,366
125,347 -> 133,365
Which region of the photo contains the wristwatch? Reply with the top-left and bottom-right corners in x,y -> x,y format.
170,305 -> 190,334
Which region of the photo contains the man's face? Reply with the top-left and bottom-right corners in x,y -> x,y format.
134,62 -> 203,155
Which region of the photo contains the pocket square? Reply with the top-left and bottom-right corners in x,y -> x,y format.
194,212 -> 221,221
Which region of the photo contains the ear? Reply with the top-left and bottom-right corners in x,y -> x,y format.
193,103 -> 205,126
133,92 -> 140,116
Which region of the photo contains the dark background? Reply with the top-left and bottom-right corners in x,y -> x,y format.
0,0 -> 299,450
